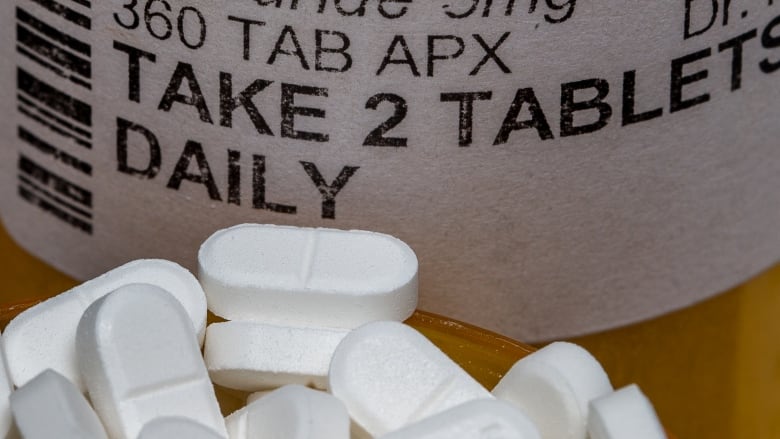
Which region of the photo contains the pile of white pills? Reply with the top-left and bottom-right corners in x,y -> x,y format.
0,224 -> 668,439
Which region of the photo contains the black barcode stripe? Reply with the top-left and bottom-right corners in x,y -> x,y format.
18,94 -> 93,147
18,93 -> 92,139
16,7 -> 90,56
19,174 -> 93,219
16,43 -> 92,90
17,25 -> 91,79
18,185 -> 92,234
27,0 -> 91,30
17,44 -> 66,77
17,44 -> 91,90
17,68 -> 92,127
69,0 -> 90,8
18,126 -> 92,176
17,105 -> 92,149
16,44 -> 92,90
19,154 -> 92,208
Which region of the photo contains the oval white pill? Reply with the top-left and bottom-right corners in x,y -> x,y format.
76,284 -> 226,439
10,369 -> 108,439
198,224 -> 418,328
138,417 -> 225,439
329,321 -> 493,437
225,385 -> 349,439
492,342 -> 613,439
588,384 -> 667,439
204,321 -> 348,391
379,399 -> 541,439
4,259 -> 207,391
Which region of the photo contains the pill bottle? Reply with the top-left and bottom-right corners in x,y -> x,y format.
1,1 -> 778,437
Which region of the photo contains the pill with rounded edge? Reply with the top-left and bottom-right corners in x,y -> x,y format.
9,369 -> 108,439
329,321 -> 493,437
225,385 -> 349,439
588,384 -> 667,439
379,399 -> 541,439
0,331 -> 12,438
138,417 -> 225,439
246,391 -> 273,405
198,224 -> 418,328
492,342 -> 613,439
76,284 -> 225,439
204,321 -> 349,391
4,259 -> 207,391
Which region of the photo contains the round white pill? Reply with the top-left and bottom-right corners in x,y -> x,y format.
329,321 -> 493,437
492,342 -> 613,439
204,320 -> 348,391
588,384 -> 667,439
76,283 -> 226,439
198,224 -> 418,328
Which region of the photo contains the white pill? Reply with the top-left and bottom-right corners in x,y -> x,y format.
225,385 -> 349,439
379,399 -> 541,439
588,384 -> 666,439
138,417 -> 225,439
9,369 -> 107,439
76,284 -> 226,439
198,224 -> 418,328
4,259 -> 207,390
329,321 -> 493,437
492,342 -> 613,439
0,332 -> 12,439
204,321 -> 348,391
246,391 -> 272,405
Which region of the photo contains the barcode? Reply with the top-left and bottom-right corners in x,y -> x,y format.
15,0 -> 93,235
18,155 -> 93,234
26,0 -> 91,30
17,68 -> 92,148
16,7 -> 92,89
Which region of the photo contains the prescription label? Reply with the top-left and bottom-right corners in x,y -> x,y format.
1,0 -> 779,340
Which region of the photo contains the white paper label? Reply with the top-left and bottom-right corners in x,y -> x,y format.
2,0 -> 779,340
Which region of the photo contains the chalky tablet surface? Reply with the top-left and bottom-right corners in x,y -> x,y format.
0,331 -> 12,438
492,342 -> 613,439
329,321 -> 493,436
246,391 -> 273,405
198,224 -> 418,328
225,385 -> 349,439
4,259 -> 207,390
588,384 -> 666,439
9,369 -> 108,439
379,399 -> 541,439
137,417 -> 225,439
204,321 -> 348,391
76,284 -> 225,439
